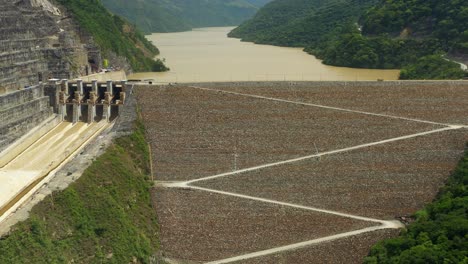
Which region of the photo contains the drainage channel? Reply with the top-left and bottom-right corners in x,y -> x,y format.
0,121 -> 110,223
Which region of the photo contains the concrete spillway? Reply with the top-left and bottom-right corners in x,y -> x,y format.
48,79 -> 126,123
0,79 -> 128,226
0,0 -> 134,231
0,121 -> 109,220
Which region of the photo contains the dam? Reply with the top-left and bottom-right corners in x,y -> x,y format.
0,79 -> 128,226
48,79 -> 127,123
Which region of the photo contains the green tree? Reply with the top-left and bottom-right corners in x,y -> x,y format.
56,0 -> 168,72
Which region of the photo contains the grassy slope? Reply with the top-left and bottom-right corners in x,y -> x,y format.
55,0 -> 167,72
365,145 -> 468,263
0,121 -> 163,263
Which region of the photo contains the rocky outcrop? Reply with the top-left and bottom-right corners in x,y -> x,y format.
0,0 -> 101,94
27,0 -> 61,16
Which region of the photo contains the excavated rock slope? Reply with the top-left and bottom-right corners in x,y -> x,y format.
0,0 -> 100,94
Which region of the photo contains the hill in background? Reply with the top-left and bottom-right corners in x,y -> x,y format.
101,0 -> 272,33
230,0 -> 378,48
230,0 -> 467,79
56,0 -> 167,72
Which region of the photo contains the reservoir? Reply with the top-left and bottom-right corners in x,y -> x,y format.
129,27 -> 400,83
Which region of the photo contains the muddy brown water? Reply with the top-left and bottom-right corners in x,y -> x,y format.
129,27 -> 400,83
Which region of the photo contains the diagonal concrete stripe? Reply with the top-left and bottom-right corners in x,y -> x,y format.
188,85 -> 467,127
185,126 -> 460,185
187,185 -> 403,225
204,225 -> 398,264
154,85 -> 466,263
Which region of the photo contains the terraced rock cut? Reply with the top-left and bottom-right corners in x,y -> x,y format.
0,0 -> 96,93
136,82 -> 468,263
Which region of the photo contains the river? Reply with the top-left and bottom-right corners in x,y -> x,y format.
129,27 -> 400,83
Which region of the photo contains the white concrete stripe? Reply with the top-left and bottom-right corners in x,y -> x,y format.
155,86 -> 467,262
186,126 -> 458,185
189,185 -> 387,224
188,85 -> 465,127
204,225 -> 393,264
154,117 -> 461,262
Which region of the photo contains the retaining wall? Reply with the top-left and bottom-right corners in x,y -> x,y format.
112,84 -> 137,135
0,85 -> 54,153
0,85 -> 45,111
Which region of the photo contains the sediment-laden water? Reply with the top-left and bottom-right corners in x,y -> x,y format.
129,27 -> 400,83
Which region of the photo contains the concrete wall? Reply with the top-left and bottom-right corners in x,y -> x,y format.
0,86 -> 45,111
112,84 -> 136,135
0,97 -> 50,125
0,85 -> 54,153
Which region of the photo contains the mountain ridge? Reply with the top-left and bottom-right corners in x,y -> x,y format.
230,0 -> 467,79
101,0 -> 272,33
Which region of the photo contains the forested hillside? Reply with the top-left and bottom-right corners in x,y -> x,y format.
362,0 -> 468,51
101,0 -> 272,33
231,0 -> 467,79
318,0 -> 467,78
230,0 -> 377,46
55,0 -> 167,72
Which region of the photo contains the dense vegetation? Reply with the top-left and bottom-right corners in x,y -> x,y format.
400,55 -> 466,80
230,0 -> 468,79
230,0 -> 377,47
101,0 -> 271,33
318,0 -> 468,75
0,121 -> 163,263
364,145 -> 468,263
55,0 -> 167,72
361,0 -> 468,52
315,28 -> 443,68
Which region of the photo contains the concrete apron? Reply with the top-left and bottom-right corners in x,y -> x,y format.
0,120 -> 109,224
